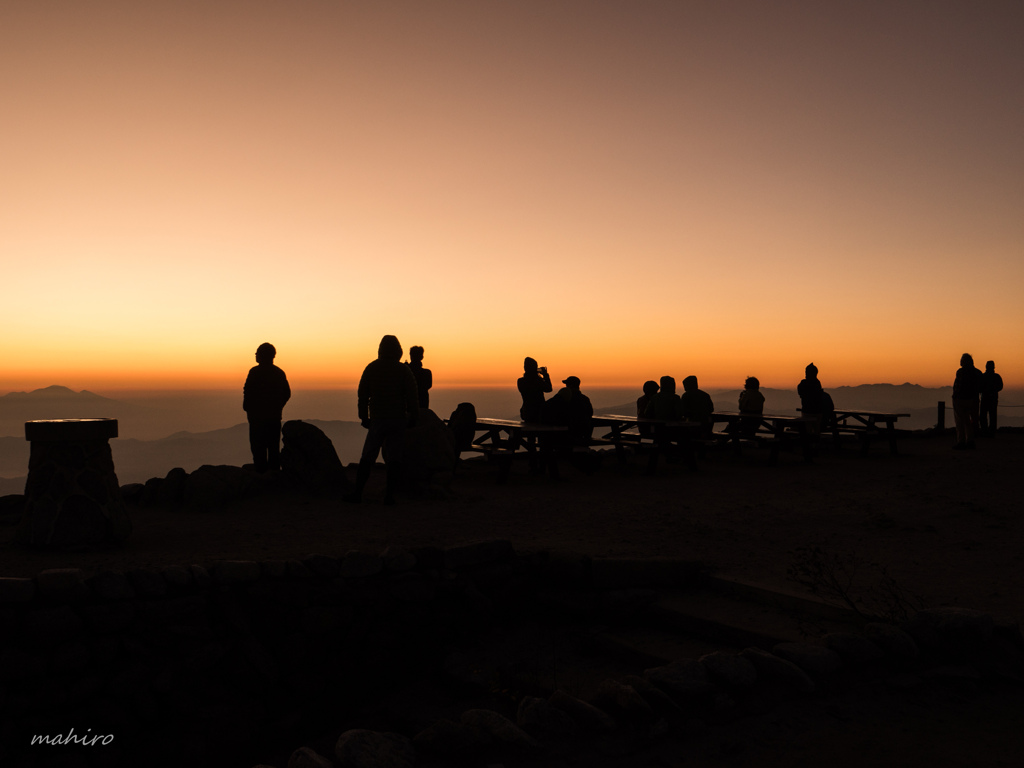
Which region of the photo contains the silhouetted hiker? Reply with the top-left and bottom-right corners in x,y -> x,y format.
637,380 -> 659,437
407,345 -> 432,409
544,376 -> 594,446
645,376 -> 682,420
952,353 -> 984,449
798,362 -> 825,432
737,376 -> 765,437
980,360 -> 1004,436
518,357 -> 552,422
345,335 -> 419,503
681,375 -> 715,436
242,343 -> 291,473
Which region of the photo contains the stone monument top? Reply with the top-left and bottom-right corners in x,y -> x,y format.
25,418 -> 119,442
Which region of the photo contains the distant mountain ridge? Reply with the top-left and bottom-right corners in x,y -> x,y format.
1,385 -> 114,402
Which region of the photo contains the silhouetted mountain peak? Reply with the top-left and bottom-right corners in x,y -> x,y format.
1,385 -> 115,402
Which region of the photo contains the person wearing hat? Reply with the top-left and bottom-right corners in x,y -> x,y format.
980,360 -> 1003,437
544,375 -> 594,446
242,342 -> 291,473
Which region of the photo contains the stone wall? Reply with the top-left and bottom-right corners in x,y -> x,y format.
1,543 -> 1021,768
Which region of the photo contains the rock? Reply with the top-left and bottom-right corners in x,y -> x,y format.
303,554 -> 341,578
772,642 -> 843,677
119,483 -> 145,505
340,550 -> 383,579
517,695 -> 577,736
460,708 -> 539,753
0,648 -> 48,683
189,564 -> 211,587
443,540 -> 515,570
36,569 -> 90,602
334,729 -> 416,768
413,718 -> 490,758
823,632 -> 885,664
82,601 -> 137,634
389,572 -> 434,602
442,651 -> 498,690
381,546 -> 417,572
127,568 -> 167,597
699,651 -> 758,689
27,605 -> 84,647
901,608 -> 995,661
288,746 -> 334,768
590,679 -> 656,723
211,561 -> 261,584
740,648 -> 816,693
620,674 -> 682,714
864,623 -> 920,660
184,464 -> 253,508
0,494 -> 26,524
402,408 -> 457,486
160,467 -> 188,504
281,420 -> 351,494
261,560 -> 289,578
0,577 -> 36,603
643,659 -> 716,708
548,689 -> 616,732
161,565 -> 193,589
88,571 -> 135,600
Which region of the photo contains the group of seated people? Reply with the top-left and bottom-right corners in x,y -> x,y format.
517,357 -> 839,446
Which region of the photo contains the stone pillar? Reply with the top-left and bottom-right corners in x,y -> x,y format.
18,419 -> 132,549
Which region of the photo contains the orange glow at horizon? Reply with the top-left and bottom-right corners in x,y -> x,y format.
2,2 -> 1022,395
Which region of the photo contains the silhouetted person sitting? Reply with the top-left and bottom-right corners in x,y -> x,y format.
737,376 -> 765,437
681,375 -> 715,437
952,352 -> 984,450
637,380 -> 659,437
798,362 -> 825,433
544,375 -> 594,446
645,376 -> 682,420
518,357 -> 552,422
345,335 -> 419,503
242,342 -> 291,473
407,345 -> 432,409
980,360 -> 1003,437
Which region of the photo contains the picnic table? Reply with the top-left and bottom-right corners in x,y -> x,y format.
462,417 -> 569,481
711,411 -> 820,463
591,413 -> 702,471
827,409 -> 910,455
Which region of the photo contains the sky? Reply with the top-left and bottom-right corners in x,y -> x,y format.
2,0 -> 1022,392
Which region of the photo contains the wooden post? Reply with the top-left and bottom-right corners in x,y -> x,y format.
937,401 -> 945,430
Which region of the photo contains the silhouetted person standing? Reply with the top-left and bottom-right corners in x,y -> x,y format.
518,357 -> 552,422
798,362 -> 826,435
242,343 -> 291,473
952,353 -> 983,449
798,363 -> 824,416
346,335 -> 419,504
407,345 -> 432,409
681,375 -> 715,436
980,360 -> 1003,436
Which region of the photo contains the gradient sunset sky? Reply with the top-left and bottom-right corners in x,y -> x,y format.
3,1 -> 1021,391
